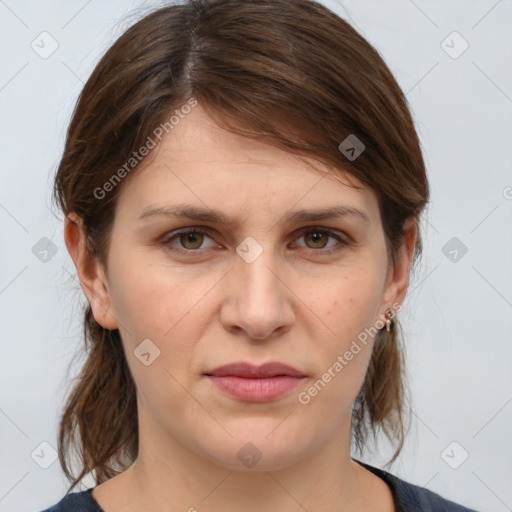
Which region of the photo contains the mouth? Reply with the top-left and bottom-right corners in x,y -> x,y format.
204,362 -> 306,403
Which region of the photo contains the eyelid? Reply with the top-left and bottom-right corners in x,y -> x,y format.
161,225 -> 350,255
161,227 -> 220,250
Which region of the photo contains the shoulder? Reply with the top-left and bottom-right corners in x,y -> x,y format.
39,488 -> 104,512
355,460 -> 480,512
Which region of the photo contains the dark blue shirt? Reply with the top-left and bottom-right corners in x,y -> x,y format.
40,461 -> 479,511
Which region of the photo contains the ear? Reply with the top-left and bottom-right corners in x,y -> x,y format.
64,213 -> 118,330
379,216 -> 417,315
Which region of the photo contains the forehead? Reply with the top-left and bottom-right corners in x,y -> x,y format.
114,104 -> 379,226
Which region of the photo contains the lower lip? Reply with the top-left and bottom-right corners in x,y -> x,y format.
206,375 -> 304,402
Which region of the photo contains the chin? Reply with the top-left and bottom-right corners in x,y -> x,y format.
199,425 -> 312,472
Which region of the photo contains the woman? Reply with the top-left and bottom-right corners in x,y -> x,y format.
41,0 -> 478,510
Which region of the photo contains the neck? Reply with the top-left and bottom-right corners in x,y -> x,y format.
121,413 -> 368,511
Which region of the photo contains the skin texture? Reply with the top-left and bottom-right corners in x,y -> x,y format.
65,104 -> 416,511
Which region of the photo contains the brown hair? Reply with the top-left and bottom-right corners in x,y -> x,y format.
53,0 -> 429,493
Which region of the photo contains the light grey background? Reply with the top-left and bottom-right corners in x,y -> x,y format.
1,0 -> 511,511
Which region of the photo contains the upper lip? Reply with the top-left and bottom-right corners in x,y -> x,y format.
205,362 -> 306,378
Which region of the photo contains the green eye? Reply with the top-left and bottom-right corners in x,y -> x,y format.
177,230 -> 206,250
303,230 -> 331,249
162,227 -> 348,256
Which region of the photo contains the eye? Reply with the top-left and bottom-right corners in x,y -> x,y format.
293,227 -> 348,255
162,228 -> 218,253
161,226 -> 349,256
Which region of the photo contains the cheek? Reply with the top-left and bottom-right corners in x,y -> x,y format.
316,267 -> 385,342
108,261 -> 206,412
304,265 -> 384,396
109,250 -> 203,338
302,291 -> 377,416
108,253 -> 221,380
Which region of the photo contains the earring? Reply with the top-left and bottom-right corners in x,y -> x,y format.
385,308 -> 394,332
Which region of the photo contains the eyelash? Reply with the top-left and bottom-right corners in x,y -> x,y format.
161,227 -> 349,256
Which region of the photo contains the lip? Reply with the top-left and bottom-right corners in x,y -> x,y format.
204,362 -> 306,402
206,362 -> 306,378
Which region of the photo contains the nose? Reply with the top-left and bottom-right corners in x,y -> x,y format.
220,247 -> 295,340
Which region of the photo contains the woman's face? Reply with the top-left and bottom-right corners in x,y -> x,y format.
74,103 -> 415,471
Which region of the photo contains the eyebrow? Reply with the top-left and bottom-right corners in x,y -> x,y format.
136,203 -> 371,228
